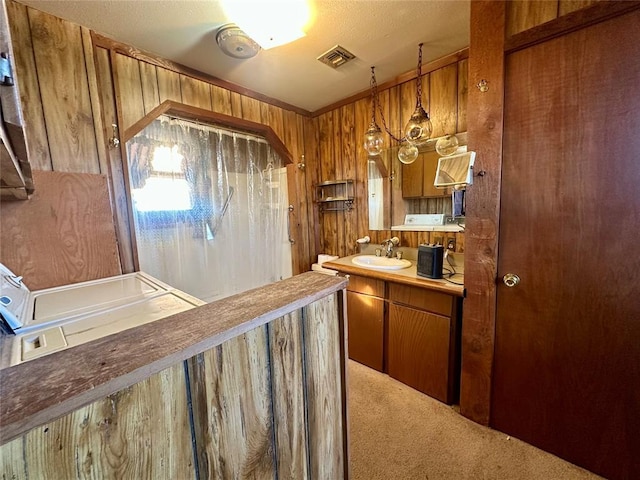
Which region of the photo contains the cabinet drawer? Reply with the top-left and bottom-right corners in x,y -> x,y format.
388,282 -> 452,317
346,274 -> 385,297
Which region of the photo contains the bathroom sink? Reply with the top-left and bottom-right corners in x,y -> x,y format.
351,255 -> 411,270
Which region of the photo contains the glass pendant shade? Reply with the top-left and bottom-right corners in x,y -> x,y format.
364,122 -> 384,156
435,134 -> 459,156
404,105 -> 432,146
398,143 -> 419,164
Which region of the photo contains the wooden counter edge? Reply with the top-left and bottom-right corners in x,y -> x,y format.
323,259 -> 464,297
0,272 -> 347,445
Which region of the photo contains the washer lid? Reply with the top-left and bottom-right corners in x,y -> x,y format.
0,263 -> 31,331
30,273 -> 162,327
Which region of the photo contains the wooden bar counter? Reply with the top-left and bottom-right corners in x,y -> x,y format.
0,272 -> 349,480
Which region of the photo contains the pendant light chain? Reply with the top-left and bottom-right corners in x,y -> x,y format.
369,67 -> 377,124
371,66 -> 404,143
415,43 -> 423,108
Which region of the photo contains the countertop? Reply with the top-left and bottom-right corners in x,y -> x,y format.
323,254 -> 464,297
0,272 -> 347,445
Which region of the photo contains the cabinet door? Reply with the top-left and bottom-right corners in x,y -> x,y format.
388,303 -> 451,403
421,151 -> 450,198
401,151 -> 450,198
346,290 -> 384,372
401,157 -> 424,198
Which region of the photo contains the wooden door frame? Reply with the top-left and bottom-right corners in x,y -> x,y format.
461,0 -> 640,426
460,0 -> 506,425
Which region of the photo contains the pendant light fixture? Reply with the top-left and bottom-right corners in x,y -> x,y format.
363,67 -> 385,156
403,43 -> 432,147
363,43 -> 433,165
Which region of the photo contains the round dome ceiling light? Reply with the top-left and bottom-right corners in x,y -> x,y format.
216,24 -> 261,59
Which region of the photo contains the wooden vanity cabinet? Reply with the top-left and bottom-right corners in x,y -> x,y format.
387,282 -> 461,404
346,274 -> 385,371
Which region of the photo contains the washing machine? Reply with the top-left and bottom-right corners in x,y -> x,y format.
0,263 -> 204,368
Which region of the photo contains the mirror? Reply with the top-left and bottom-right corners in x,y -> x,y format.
367,133 -> 467,231
434,151 -> 475,187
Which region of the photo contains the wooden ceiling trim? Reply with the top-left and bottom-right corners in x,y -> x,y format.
91,32 -> 312,117
123,100 -> 294,165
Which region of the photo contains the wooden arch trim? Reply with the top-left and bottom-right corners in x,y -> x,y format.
122,100 -> 294,165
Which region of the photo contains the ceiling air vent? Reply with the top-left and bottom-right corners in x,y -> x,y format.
317,45 -> 356,69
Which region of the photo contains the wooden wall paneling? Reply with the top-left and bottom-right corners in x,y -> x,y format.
457,59 -> 469,133
331,108 -> 346,258
260,101 -> 270,125
283,109 -> 303,274
139,61 -> 160,114
388,86 -> 405,230
294,113 -> 311,272
399,80 -> 421,198
0,362 -> 194,478
285,162 -> 302,275
430,64 -> 458,138
267,105 -> 285,140
558,0 -> 599,16
94,47 -> 135,274
267,311 -> 309,479
230,91 -> 243,117
417,231 -> 430,246
0,170 -> 121,289
455,231 -> 465,253
317,112 -> 337,255
5,0 -> 52,170
241,95 -> 262,123
341,104 -> 357,256
189,327 -> 276,479
506,0 -> 559,37
157,67 -> 182,103
180,74 -> 213,110
112,53 -> 145,132
81,27 -> 108,174
28,8 -> 99,173
353,97 -> 370,241
303,293 -> 346,479
211,85 -> 232,115
400,231 -> 419,249
461,0 -> 506,425
303,116 -> 321,263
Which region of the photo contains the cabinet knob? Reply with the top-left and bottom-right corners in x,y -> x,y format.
502,273 -> 520,288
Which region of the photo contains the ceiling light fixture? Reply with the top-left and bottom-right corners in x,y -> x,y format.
364,43 -> 434,165
220,0 -> 312,50
216,24 -> 261,59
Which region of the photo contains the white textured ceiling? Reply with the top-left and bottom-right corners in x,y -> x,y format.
19,0 -> 470,112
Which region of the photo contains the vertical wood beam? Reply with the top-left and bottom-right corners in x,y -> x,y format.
460,0 -> 506,425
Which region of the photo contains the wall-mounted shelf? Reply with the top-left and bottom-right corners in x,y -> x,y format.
315,179 -> 354,212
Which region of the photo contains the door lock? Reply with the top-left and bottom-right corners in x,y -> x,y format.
503,273 -> 520,288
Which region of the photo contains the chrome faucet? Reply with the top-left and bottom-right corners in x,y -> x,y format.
381,237 -> 399,258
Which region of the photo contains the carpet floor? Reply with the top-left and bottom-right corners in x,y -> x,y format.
347,360 -> 603,480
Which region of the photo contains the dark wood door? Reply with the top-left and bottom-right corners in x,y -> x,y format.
491,9 -> 640,480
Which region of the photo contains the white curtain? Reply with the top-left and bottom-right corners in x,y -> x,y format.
126,116 -> 291,302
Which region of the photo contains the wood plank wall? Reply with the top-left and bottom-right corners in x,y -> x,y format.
0,293 -> 348,480
3,0 -> 313,276
308,55 -> 469,259
0,171 -> 121,290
